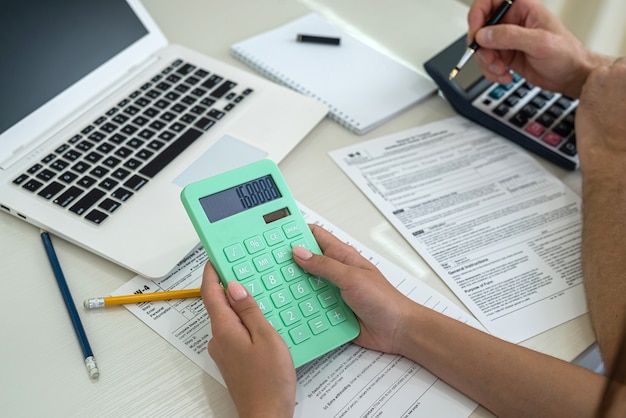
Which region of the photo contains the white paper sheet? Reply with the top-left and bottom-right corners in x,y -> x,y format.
329,116 -> 588,343
114,203 -> 481,417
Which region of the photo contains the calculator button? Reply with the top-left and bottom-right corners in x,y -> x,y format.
560,137 -> 577,156
308,276 -> 328,290
536,112 -> 556,127
552,121 -> 573,138
253,253 -> 274,272
257,297 -> 273,314
488,85 -> 507,100
555,96 -> 573,109
493,104 -> 509,117
308,316 -> 330,335
327,306 -> 348,326
318,289 -> 338,308
509,112 -> 528,128
281,262 -> 303,282
263,228 -> 284,246
243,279 -> 263,296
282,221 -> 302,238
513,86 -> 530,98
224,243 -> 246,262
290,239 -> 311,250
233,261 -> 255,280
501,80 -> 516,90
280,308 -> 302,326
563,112 -> 575,125
530,96 -> 547,109
244,235 -> 266,253
299,298 -> 321,317
546,105 -> 564,118
542,131 -> 563,147
266,315 -> 282,332
271,290 -> 292,308
261,271 -> 283,290
525,122 -> 546,137
538,90 -> 555,100
272,246 -> 292,264
520,104 -> 538,118
289,324 -> 312,344
289,280 -> 311,300
503,95 -> 520,107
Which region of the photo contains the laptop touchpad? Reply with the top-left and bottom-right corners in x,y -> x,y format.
173,135 -> 268,188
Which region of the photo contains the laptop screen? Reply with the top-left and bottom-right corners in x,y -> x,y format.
0,0 -> 148,136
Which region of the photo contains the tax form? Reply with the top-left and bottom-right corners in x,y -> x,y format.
113,203 -> 481,417
330,116 -> 587,343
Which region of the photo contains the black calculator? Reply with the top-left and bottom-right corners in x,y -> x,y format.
424,35 -> 579,170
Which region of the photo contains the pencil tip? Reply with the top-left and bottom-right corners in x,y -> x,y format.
448,68 -> 459,80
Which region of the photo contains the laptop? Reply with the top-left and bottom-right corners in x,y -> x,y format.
0,0 -> 327,278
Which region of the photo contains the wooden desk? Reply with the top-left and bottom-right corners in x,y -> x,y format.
0,0 -> 596,416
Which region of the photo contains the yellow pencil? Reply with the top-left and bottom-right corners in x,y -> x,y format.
83,288 -> 201,309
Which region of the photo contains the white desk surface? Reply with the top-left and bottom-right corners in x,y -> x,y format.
0,0 -> 595,417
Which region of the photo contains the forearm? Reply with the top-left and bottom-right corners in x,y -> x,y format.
582,164 -> 626,371
397,306 -> 605,417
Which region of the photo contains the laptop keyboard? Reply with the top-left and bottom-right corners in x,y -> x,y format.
12,59 -> 254,225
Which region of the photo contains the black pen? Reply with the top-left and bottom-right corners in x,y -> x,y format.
40,230 -> 100,379
296,34 -> 341,46
449,0 -> 515,79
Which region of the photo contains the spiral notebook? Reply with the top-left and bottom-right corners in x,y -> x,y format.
231,13 -> 436,134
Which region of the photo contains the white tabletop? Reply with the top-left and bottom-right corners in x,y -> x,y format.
0,1 -> 595,417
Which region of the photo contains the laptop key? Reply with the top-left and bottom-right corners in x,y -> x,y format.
85,209 -> 108,225
22,179 -> 44,192
139,127 -> 203,178
69,189 -> 106,215
38,182 -> 65,200
210,81 -> 237,99
98,198 -> 121,213
111,187 -> 133,201
124,175 -> 148,191
54,186 -> 84,207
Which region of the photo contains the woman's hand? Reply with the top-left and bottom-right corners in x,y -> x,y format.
201,262 -> 296,418
292,224 -> 416,355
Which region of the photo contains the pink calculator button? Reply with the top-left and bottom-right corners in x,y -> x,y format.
542,131 -> 563,147
525,122 -> 545,137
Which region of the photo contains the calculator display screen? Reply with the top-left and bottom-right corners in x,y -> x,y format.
199,175 -> 282,222
453,55 -> 483,92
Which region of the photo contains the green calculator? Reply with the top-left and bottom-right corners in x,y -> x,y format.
180,159 -> 360,368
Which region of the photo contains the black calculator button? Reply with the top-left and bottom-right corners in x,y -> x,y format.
538,90 -> 555,100
553,121 -> 574,138
536,112 -> 556,127
493,104 -> 510,117
520,105 -> 538,118
555,97 -> 573,109
559,136 -> 577,156
513,86 -> 530,98
504,95 -> 520,107
546,105 -> 564,118
510,112 -> 528,128
563,112 -> 576,125
530,96 -> 547,109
